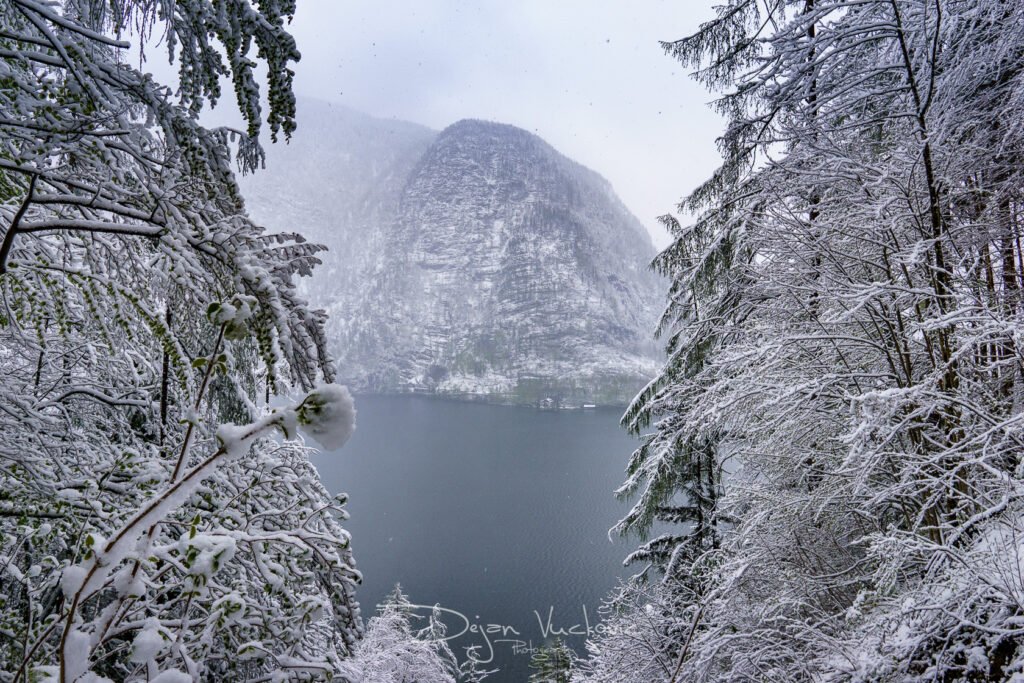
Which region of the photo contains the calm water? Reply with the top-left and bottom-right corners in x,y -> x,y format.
312,395 -> 642,681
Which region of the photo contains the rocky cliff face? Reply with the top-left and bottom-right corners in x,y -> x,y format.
240,100 -> 663,405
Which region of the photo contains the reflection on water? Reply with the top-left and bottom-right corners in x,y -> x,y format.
311,395 -> 641,681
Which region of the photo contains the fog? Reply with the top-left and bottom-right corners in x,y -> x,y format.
286,1 -> 723,248
145,1 -> 722,248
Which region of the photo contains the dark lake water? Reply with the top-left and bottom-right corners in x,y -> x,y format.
311,394 -> 642,682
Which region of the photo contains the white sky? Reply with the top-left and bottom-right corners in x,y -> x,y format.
153,1 -> 725,249
288,1 -> 723,249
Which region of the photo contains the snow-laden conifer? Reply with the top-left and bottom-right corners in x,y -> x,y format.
584,1 -> 1024,681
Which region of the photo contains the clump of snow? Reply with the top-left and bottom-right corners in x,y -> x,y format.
130,617 -> 167,663
31,668 -> 114,683
72,674 -> 112,683
215,422 -> 261,462
211,592 -> 247,626
149,670 -> 192,683
209,295 -> 257,326
61,565 -> 88,599
207,295 -> 258,341
179,532 -> 237,581
294,384 -> 357,451
113,565 -> 145,597
236,640 -> 268,661
63,628 -> 93,681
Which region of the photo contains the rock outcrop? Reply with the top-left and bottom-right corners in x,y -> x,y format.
239,100 -> 663,405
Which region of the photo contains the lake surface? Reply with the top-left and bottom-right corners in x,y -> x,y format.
312,395 -> 643,681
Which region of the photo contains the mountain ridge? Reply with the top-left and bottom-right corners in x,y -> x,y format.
239,99 -> 663,406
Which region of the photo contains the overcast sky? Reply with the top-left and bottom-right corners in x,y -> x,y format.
159,2 -> 725,249
284,0 -> 724,248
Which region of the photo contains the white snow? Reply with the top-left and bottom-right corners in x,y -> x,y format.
294,384 -> 357,451
130,618 -> 166,663
149,670 -> 193,683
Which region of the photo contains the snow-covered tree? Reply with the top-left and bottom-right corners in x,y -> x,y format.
585,0 -> 1024,681
573,581 -> 700,683
0,1 -> 363,680
334,587 -> 469,683
527,638 -> 574,683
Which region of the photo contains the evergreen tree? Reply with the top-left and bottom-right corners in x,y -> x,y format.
583,1 -> 1024,681
335,586 -> 473,683
528,638 -> 574,683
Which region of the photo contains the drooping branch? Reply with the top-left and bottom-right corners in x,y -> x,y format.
0,173 -> 37,276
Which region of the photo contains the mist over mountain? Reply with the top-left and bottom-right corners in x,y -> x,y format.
239,99 -> 663,405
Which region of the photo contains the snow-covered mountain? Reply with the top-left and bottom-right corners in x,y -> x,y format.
239,99 -> 663,405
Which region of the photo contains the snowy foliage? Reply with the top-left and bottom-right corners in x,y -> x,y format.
573,581 -> 699,683
584,0 -> 1024,681
334,588 -> 472,683
0,1 -> 363,680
